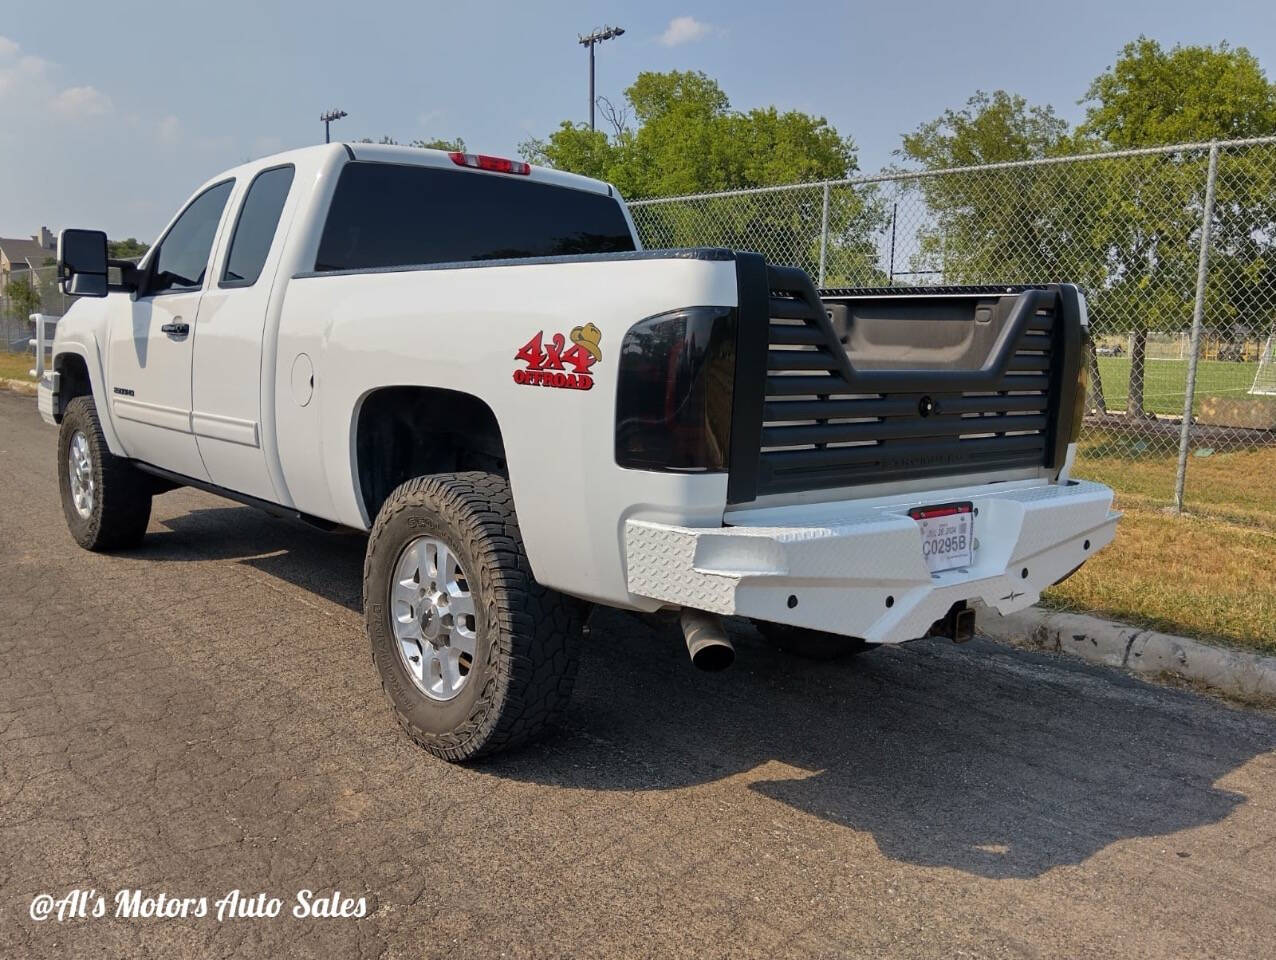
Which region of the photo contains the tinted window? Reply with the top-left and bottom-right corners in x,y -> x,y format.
150,180 -> 233,295
222,165 -> 295,286
314,162 -> 634,272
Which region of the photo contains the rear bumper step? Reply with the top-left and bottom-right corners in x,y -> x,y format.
625,479 -> 1117,645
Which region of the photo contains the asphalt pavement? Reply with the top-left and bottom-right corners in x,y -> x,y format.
2,389 -> 1275,958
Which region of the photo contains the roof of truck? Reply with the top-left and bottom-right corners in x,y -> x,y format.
205,142 -> 617,199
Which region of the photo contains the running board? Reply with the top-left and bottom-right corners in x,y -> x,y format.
131,462 -> 341,531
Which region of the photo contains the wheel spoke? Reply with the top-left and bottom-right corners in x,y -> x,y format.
408,539 -> 428,583
438,649 -> 462,692
389,534 -> 477,702
431,541 -> 453,587
447,591 -> 474,620
451,625 -> 476,657
393,577 -> 420,611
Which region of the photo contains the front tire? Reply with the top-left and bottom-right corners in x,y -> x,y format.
363,472 -> 583,761
58,396 -> 152,551
754,621 -> 872,661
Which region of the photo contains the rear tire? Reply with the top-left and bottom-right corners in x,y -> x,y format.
754,621 -> 872,661
363,472 -> 583,761
58,396 -> 152,551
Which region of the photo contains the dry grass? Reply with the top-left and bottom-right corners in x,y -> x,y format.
1046,435 -> 1276,654
0,351 -> 35,381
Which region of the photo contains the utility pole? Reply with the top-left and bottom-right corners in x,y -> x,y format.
320,108 -> 348,144
577,26 -> 624,131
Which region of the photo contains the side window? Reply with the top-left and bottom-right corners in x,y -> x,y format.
148,180 -> 234,296
221,165 -> 295,287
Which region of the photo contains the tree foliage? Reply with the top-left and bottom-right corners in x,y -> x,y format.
902,42 -> 1276,415
1078,39 -> 1276,414
898,91 -> 1081,286
4,277 -> 42,319
107,238 -> 149,261
521,70 -> 886,283
521,70 -> 855,198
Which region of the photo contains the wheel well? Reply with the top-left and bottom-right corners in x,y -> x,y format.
54,353 -> 91,421
355,386 -> 506,521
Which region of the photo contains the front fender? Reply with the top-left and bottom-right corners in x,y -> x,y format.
52,303 -> 125,456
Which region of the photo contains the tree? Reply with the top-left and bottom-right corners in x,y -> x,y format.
4,276 -> 42,320
1079,38 -> 1276,416
897,92 -> 1119,409
523,70 -> 855,197
521,71 -> 886,283
108,238 -> 149,261
902,90 -> 1071,169
898,91 -> 1079,281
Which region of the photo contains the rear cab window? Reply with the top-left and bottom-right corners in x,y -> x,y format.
314,161 -> 635,272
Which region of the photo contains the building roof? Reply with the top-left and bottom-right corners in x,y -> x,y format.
0,237 -> 55,269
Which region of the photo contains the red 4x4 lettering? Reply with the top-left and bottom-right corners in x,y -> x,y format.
515,332 -> 597,375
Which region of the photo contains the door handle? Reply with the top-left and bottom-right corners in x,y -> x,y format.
161,321 -> 189,337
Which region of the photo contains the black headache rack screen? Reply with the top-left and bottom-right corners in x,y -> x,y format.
725,256 -> 1082,504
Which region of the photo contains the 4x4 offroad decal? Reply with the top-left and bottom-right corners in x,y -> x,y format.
513,324 -> 602,390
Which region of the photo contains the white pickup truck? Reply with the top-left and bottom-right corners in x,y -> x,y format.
40,143 -> 1117,760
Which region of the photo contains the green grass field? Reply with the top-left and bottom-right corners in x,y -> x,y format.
1047,432 -> 1276,653
1093,357 -> 1261,416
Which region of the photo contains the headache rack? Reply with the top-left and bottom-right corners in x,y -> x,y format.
725,254 -> 1084,504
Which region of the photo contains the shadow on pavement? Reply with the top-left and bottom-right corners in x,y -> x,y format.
142,504 -> 367,611
144,501 -> 1276,880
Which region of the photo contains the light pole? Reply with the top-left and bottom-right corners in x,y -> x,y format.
320,108 -> 348,144
577,26 -> 624,131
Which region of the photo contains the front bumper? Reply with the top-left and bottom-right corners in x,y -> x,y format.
625,479 -> 1118,644
37,371 -> 58,426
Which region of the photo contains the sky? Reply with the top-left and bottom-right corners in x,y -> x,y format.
3,0 -> 1276,242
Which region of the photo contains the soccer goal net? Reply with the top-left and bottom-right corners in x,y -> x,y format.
1252,334 -> 1276,396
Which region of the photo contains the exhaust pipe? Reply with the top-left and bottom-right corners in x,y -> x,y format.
680,608 -> 735,671
927,601 -> 976,644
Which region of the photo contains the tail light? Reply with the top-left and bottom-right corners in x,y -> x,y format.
448,152 -> 531,175
615,307 -> 737,471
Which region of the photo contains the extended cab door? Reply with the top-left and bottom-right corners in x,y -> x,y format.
190,164 -> 298,502
107,180 -> 235,479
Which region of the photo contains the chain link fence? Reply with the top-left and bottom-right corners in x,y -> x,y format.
629,136 -> 1276,512
1,264 -> 69,355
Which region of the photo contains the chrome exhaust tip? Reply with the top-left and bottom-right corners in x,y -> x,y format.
680,608 -> 735,671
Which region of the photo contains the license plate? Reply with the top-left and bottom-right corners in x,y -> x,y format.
909,502 -> 974,574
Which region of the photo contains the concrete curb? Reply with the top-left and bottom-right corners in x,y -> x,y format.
1,378 -> 37,396
978,607 -> 1276,700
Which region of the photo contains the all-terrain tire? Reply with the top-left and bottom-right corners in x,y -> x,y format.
363,472 -> 584,761
754,621 -> 872,662
58,396 -> 153,551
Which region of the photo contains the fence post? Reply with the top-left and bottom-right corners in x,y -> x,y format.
1172,141 -> 1220,514
817,182 -> 830,286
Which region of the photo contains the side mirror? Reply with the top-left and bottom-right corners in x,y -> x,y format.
58,229 -> 109,298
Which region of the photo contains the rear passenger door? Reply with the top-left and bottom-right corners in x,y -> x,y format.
191,164 -> 297,501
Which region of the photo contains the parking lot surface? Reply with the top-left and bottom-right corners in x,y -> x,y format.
2,389 -> 1275,958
